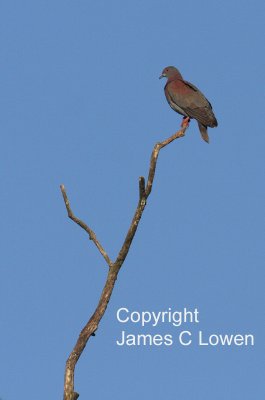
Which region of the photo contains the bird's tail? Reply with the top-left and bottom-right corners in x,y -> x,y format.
198,122 -> 209,143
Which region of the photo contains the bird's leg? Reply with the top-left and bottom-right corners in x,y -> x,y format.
181,116 -> 190,128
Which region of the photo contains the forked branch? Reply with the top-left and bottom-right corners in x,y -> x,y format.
61,126 -> 187,400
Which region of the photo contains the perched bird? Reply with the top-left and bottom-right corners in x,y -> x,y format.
159,66 -> 218,143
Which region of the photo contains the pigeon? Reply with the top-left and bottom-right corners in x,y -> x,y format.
160,66 -> 218,142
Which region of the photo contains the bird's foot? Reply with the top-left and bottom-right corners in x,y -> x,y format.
181,117 -> 190,128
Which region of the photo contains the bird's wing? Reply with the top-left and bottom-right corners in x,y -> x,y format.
167,80 -> 217,127
184,80 -> 214,109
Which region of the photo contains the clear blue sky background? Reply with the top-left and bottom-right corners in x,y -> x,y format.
1,1 -> 264,399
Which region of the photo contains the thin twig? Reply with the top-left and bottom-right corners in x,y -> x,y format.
60,185 -> 112,267
61,125 -> 187,400
145,128 -> 186,196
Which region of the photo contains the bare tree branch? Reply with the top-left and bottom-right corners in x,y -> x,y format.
146,128 -> 186,196
61,125 -> 188,400
60,184 -> 112,267
138,176 -> 146,200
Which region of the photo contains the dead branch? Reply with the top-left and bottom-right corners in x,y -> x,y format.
60,185 -> 112,267
61,126 -> 187,400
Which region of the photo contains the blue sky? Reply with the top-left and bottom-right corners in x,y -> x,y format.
1,1 -> 264,399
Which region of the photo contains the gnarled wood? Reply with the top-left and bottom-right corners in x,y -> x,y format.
61,126 -> 187,400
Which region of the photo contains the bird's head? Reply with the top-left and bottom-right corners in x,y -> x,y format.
159,66 -> 183,80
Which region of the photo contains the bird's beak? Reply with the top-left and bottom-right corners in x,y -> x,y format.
159,73 -> 166,79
